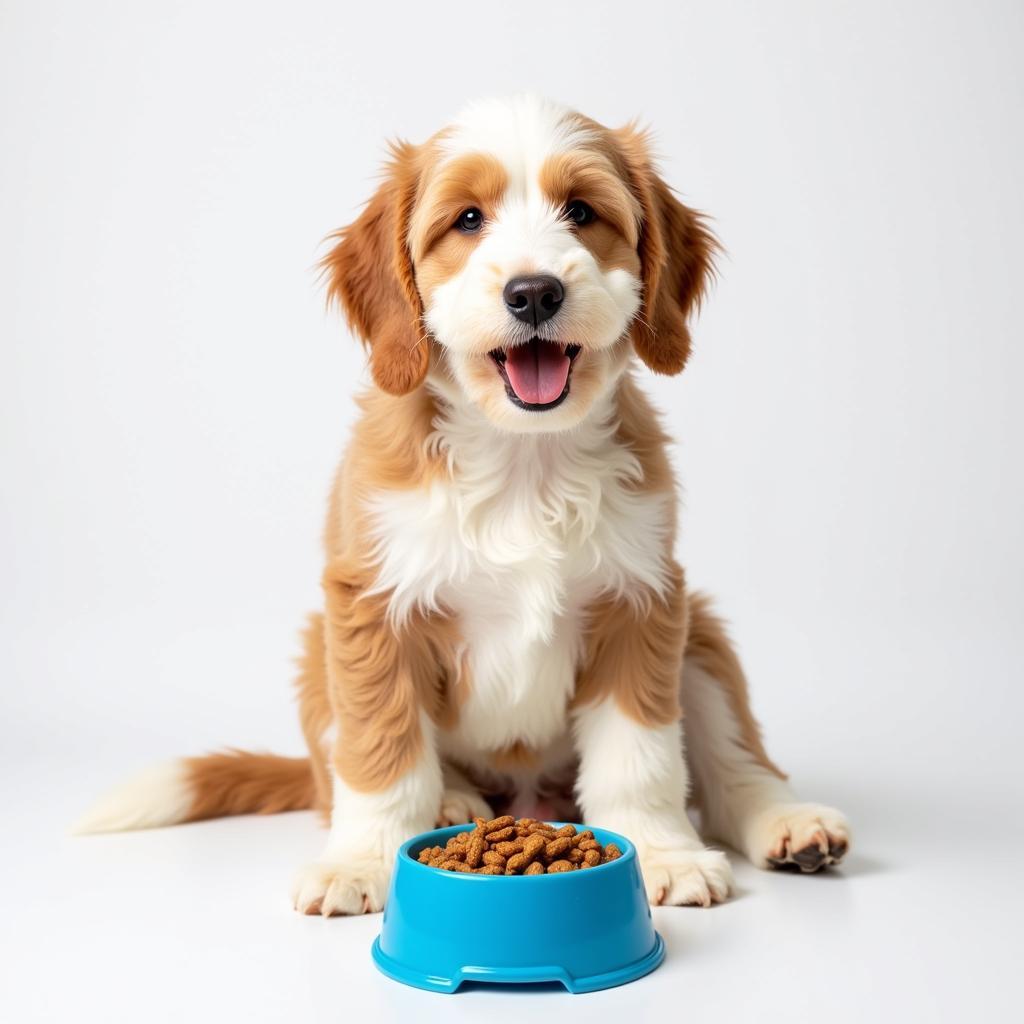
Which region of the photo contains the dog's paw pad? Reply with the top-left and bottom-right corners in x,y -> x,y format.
752,803 -> 850,873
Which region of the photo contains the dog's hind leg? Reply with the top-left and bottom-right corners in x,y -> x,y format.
681,594 -> 851,872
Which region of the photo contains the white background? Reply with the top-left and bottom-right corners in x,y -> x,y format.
2,1 -> 1022,1020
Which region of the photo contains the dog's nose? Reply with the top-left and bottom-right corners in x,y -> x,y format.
503,275 -> 564,326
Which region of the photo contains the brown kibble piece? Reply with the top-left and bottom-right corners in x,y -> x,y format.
484,815 -> 515,832
603,843 -> 622,861
486,826 -> 515,842
494,839 -> 525,857
578,838 -> 599,852
545,836 -> 571,859
583,848 -> 601,866
547,859 -> 573,873
505,850 -> 531,873
571,830 -> 594,847
477,864 -> 503,875
481,850 -> 506,869
524,861 -> 544,876
466,836 -> 485,867
567,848 -> 584,864
524,834 -> 546,857
554,825 -> 577,838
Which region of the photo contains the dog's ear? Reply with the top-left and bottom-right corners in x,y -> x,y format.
613,126 -> 718,376
321,142 -> 428,396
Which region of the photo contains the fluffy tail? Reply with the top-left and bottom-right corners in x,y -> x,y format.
73,750 -> 316,835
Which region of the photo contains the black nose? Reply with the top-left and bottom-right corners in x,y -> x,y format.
503,274 -> 564,326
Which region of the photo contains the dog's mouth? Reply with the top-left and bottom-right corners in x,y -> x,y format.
489,339 -> 582,411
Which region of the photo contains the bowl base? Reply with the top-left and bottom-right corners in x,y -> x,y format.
371,932 -> 665,994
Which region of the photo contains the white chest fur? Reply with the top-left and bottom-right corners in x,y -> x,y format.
364,395 -> 673,765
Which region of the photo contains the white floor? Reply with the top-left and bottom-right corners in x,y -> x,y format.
3,754 -> 1019,1023
4,1 -> 1024,1015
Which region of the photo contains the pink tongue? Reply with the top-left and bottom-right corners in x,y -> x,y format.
504,340 -> 570,405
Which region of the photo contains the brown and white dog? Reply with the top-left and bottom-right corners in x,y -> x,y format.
76,96 -> 850,913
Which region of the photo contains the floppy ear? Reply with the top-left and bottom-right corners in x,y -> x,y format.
320,142 -> 428,396
614,127 -> 719,375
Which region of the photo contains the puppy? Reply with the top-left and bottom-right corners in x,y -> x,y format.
77,96 -> 850,912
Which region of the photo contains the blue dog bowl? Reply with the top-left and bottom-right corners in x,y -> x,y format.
371,823 -> 664,994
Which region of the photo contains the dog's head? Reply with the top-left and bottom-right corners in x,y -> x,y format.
323,96 -> 716,432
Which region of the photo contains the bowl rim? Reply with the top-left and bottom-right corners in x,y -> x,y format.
399,821 -> 636,882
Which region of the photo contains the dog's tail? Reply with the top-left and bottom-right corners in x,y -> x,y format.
72,750 -> 316,834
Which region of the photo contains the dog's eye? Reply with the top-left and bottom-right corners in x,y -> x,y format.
456,208 -> 484,233
565,200 -> 595,227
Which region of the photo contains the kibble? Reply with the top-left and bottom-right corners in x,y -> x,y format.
415,818 -> 620,875
545,836 -> 571,859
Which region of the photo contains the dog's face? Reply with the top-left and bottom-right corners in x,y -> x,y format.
324,96 -> 715,433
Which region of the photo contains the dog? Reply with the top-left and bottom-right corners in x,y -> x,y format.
76,96 -> 850,913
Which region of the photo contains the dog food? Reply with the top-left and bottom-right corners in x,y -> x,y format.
415,817 -> 622,874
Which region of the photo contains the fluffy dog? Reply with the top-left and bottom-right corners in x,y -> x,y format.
77,96 -> 850,913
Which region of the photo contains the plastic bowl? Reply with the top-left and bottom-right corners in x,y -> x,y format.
371,823 -> 664,994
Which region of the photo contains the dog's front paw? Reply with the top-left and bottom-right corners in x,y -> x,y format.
639,845 -> 733,907
436,787 -> 493,827
291,853 -> 391,916
746,802 -> 850,872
